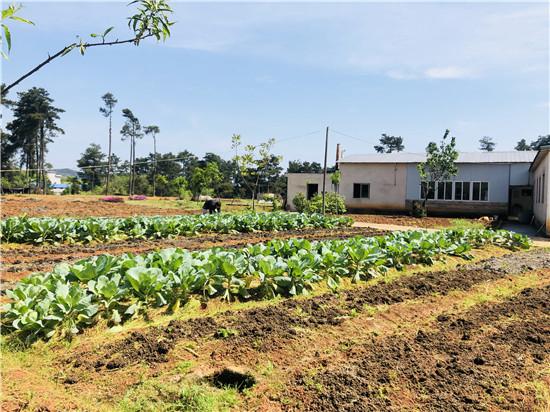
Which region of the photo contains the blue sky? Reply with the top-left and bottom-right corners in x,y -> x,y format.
3,1 -> 549,169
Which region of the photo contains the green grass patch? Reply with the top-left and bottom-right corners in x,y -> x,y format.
118,378 -> 239,412
449,219 -> 486,230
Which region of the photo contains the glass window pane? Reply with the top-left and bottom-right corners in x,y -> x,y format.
473,182 -> 480,201
480,182 -> 488,201
361,184 -> 369,198
353,184 -> 360,198
445,181 -> 452,200
462,182 -> 470,200
455,182 -> 462,200
428,182 -> 435,199
437,182 -> 445,199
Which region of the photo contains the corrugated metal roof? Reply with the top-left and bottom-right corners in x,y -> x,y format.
338,151 -> 537,164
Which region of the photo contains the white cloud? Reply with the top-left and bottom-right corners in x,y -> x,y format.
385,69 -> 418,80
424,66 -> 476,79
18,2 -> 550,82
164,2 -> 548,81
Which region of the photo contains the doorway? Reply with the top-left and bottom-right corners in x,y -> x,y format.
306,183 -> 318,200
508,186 -> 533,223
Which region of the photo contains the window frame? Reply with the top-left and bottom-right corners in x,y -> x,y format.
471,181 -> 489,202
422,180 -> 488,202
353,183 -> 370,199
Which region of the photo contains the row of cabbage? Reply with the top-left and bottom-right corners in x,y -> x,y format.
0,212 -> 353,244
1,229 -> 530,343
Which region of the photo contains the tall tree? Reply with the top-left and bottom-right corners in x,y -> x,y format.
144,125 -> 160,196
189,163 -> 223,200
120,109 -> 143,195
232,134 -> 280,211
374,134 -> 405,153
2,0 -> 174,95
479,136 -> 495,152
177,150 -> 199,181
530,135 -> 550,151
5,87 -> 64,192
515,139 -> 530,151
99,92 -> 117,194
201,152 -> 238,197
417,129 -> 458,214
287,160 -> 323,173
77,143 -> 106,191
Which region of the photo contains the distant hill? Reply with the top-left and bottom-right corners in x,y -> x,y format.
50,168 -> 79,177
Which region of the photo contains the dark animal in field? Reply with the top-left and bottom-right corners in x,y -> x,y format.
202,199 -> 221,214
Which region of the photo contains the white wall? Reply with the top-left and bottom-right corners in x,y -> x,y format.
286,173 -> 335,211
532,151 -> 550,235
47,173 -> 62,185
339,163 -> 407,211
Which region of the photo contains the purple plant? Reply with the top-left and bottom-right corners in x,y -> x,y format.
128,195 -> 147,200
100,196 -> 124,203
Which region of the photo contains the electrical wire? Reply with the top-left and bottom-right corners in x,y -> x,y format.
0,130 -> 324,173
331,129 -> 378,146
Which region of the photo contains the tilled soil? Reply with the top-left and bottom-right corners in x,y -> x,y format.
0,227 -> 385,286
290,285 -> 550,412
64,248 -> 550,374
348,214 -> 488,229
0,195 -> 191,218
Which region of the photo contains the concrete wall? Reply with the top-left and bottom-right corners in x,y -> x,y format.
532,152 -> 550,235
286,173 -> 334,211
405,163 -> 527,203
339,163 -> 407,211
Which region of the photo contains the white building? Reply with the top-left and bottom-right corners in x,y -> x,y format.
530,146 -> 549,235
287,149 -> 549,236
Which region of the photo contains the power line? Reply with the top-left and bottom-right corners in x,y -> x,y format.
1,130 -> 325,173
276,130 -> 322,144
331,129 -> 378,146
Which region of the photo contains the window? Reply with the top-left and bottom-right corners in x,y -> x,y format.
436,181 -> 452,200
420,181 -> 435,200
472,182 -> 489,201
455,182 -> 462,200
543,174 -> 545,204
444,181 -> 452,200
462,182 -> 470,200
353,183 -> 370,199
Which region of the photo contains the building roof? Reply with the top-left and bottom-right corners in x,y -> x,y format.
338,151 -> 538,164
529,145 -> 550,171
50,183 -> 69,189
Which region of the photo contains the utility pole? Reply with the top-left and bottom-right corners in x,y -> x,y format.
152,134 -> 157,197
322,126 -> 329,215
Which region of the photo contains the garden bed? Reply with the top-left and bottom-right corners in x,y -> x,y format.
2,247 -> 548,411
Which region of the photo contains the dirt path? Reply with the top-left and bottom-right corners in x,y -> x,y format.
0,227 -> 385,287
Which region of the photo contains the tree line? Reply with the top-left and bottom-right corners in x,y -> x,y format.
2,86 -> 548,198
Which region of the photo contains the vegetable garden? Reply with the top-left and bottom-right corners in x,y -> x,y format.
2,228 -> 529,343
1,201 -> 548,412
0,212 -> 352,244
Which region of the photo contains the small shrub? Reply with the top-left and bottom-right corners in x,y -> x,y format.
411,200 -> 426,218
307,193 -> 346,214
294,192 -> 346,214
292,193 -> 308,213
100,196 -> 124,203
129,195 -> 147,201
